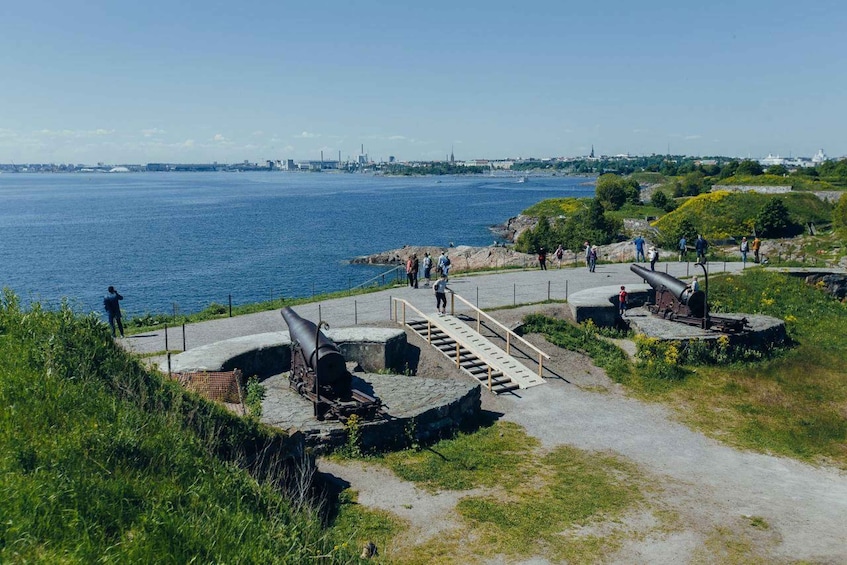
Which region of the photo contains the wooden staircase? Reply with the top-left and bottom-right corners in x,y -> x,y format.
406,314 -> 545,395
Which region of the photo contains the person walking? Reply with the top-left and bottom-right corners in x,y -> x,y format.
422,252 -> 433,287
103,286 -> 124,338
648,246 -> 659,271
555,244 -> 564,268
740,237 -> 749,267
752,236 -> 761,263
695,234 -> 708,264
433,274 -> 451,315
633,235 -> 646,262
538,247 -> 547,270
678,236 -> 687,262
619,285 -> 628,317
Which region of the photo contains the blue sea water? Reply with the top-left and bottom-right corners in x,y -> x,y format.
0,172 -> 594,317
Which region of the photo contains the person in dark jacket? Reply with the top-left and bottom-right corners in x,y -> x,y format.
103,286 -> 124,337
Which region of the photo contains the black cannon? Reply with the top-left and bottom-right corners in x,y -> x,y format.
630,264 -> 747,333
281,307 -> 382,421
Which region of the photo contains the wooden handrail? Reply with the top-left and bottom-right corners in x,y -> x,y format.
450,292 -> 550,361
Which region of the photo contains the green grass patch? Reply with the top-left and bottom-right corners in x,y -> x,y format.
368,421 -> 649,564
457,446 -> 643,562
374,421 -> 537,491
0,292 -> 361,563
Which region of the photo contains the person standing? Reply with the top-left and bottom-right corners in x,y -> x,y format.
633,235 -> 646,262
406,256 -> 415,288
555,244 -> 564,268
433,275 -> 451,315
440,253 -> 451,280
752,236 -> 761,263
619,285 -> 628,317
589,245 -> 598,272
740,237 -> 749,267
422,252 -> 433,287
695,234 -> 708,264
103,286 -> 124,338
538,247 -> 547,270
678,236 -> 687,262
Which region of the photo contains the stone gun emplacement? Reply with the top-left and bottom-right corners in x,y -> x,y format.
630,264 -> 748,333
281,307 -> 383,422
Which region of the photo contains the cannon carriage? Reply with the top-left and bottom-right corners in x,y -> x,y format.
281,307 -> 383,422
630,264 -> 748,333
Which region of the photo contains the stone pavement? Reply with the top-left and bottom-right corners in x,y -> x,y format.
122,260 -> 747,357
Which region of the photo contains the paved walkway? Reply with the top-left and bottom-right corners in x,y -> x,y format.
123,260 -> 745,356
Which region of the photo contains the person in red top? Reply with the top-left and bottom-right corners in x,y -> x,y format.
619,285 -> 628,317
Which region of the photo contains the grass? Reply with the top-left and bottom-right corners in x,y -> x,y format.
356,421 -> 651,563
0,291 -> 363,563
525,270 -> 847,467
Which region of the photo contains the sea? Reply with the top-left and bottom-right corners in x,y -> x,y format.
0,171 -> 595,318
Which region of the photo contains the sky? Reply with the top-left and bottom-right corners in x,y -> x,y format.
1,0 -> 845,164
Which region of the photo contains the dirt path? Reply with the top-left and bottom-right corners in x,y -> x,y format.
321,306 -> 847,563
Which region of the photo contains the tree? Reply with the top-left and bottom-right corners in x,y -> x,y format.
756,198 -> 800,237
736,160 -> 764,176
651,190 -> 669,209
595,174 -> 628,211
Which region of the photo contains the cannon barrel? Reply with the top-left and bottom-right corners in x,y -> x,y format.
630,264 -> 705,317
280,307 -> 347,381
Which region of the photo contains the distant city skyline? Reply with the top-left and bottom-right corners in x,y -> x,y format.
2,1 -> 846,164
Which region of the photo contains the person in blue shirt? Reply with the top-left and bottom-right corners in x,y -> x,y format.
633,235 -> 646,262
695,235 -> 708,264
103,286 -> 124,338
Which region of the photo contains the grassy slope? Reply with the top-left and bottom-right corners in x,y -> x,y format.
652,191 -> 832,239
0,296 -> 365,563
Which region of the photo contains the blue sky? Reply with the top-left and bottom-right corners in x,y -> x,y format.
2,0 -> 845,164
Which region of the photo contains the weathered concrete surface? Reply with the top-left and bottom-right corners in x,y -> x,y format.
626,309 -> 787,346
567,284 -> 652,326
261,372 -> 481,451
168,327 -> 407,378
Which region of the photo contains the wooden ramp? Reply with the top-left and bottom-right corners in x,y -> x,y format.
407,314 -> 545,394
